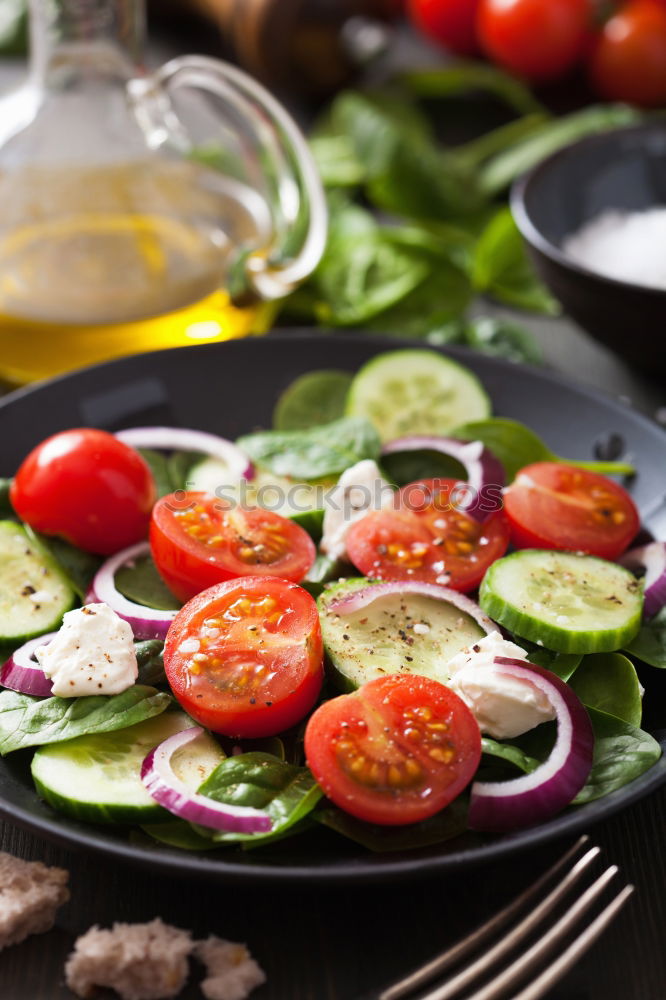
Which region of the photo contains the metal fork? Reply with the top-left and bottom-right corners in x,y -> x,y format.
370,836 -> 634,1000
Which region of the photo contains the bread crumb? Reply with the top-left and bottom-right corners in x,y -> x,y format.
65,917 -> 193,1000
0,851 -> 69,951
195,936 -> 266,1000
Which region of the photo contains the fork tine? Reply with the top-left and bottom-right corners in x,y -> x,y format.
507,885 -> 635,1000
420,865 -> 619,1000
379,836 -> 591,1000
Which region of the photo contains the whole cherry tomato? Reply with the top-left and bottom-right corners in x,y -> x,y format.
408,0 -> 481,56
477,0 -> 591,81
589,1 -> 666,106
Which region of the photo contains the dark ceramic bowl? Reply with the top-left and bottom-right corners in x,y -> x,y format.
511,122 -> 666,375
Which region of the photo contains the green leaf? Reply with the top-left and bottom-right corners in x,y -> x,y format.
237,416 -> 381,481
625,608 -> 666,669
0,479 -> 13,518
454,113 -> 551,172
479,104 -> 642,196
525,647 -> 582,682
0,0 -> 27,56
134,641 -> 166,687
0,686 -> 172,755
193,752 -> 323,845
273,371 -> 353,432
140,821 -> 224,852
453,417 -> 636,482
401,63 -> 545,116
138,449 -> 174,499
309,134 -> 366,188
301,553 -> 351,599
25,528 -> 102,601
569,653 -> 643,727
472,208 -> 560,316
115,554 -> 180,613
481,737 -> 541,774
573,708 -> 661,804
463,316 -> 543,365
315,797 -> 468,852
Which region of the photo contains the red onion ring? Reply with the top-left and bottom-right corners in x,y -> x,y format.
89,542 -> 178,640
381,436 -> 505,521
141,727 -> 272,833
115,427 -> 254,482
468,658 -> 594,833
327,580 -> 498,635
0,634 -> 56,696
619,542 -> 666,619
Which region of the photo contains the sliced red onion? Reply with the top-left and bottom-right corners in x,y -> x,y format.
327,580 -> 499,636
89,542 -> 178,640
619,542 -> 666,619
115,427 -> 254,482
381,436 -> 505,521
141,727 -> 272,833
468,658 -> 594,833
0,634 -> 56,696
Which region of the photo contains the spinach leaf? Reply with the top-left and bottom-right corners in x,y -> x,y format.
301,554 -> 352,599
115,554 -> 180,613
525,647 -> 581,682
0,479 -> 14,517
401,63 -> 544,115
138,448 -> 174,499
453,417 -> 636,481
472,209 -> 559,315
273,370 -> 353,431
237,417 -> 381,481
463,316 -> 543,365
569,653 -> 643,727
573,708 -> 661,804
134,641 -> 166,687
25,528 -> 102,601
625,608 -> 666,669
478,104 -> 642,196
140,821 -> 225,852
193,752 -> 323,844
481,737 -> 540,774
315,797 -> 468,852
0,686 -> 171,755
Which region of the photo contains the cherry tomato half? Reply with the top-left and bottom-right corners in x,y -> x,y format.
408,0 -> 481,56
589,1 -> 666,107
10,428 -> 155,555
346,479 -> 510,592
164,576 -> 324,738
503,462 -> 640,560
150,492 -> 316,602
477,0 -> 590,81
305,674 -> 481,826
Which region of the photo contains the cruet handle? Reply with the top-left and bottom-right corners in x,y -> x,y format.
128,55 -> 328,305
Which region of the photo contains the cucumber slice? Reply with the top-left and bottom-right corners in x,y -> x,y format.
480,550 -> 643,654
31,711 -> 224,825
318,578 -> 488,692
0,521 -> 76,642
345,349 -> 491,442
187,459 -> 330,541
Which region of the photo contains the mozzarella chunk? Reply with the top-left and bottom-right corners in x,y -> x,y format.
320,459 -> 393,560
446,633 -> 555,739
35,603 -> 137,697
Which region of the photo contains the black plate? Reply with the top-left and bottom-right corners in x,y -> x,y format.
1,331 -> 665,885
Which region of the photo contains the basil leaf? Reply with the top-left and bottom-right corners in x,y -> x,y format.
237,417 -> 381,480
454,113 -> 550,172
479,104 -> 642,196
309,134 -> 366,188
115,554 -> 180,613
0,686 -> 172,755
193,752 -> 323,844
315,797 -> 468,852
573,708 -> 661,804
401,63 -> 544,116
472,209 -> 559,316
463,317 -> 543,366
625,608 -> 666,669
481,737 -> 541,774
569,653 -> 643,727
134,641 -> 166,687
453,417 -> 636,481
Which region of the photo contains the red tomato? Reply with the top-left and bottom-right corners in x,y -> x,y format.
408,0 -> 481,56
589,1 -> 666,107
164,577 -> 323,738
305,674 -> 481,826
150,492 -> 316,602
504,462 -> 640,559
477,0 -> 590,80
346,479 -> 510,592
10,428 -> 155,555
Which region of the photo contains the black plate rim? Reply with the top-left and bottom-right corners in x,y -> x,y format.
0,330 -> 664,885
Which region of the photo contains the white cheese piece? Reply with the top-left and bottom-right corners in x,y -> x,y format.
35,603 -> 137,697
446,633 -> 555,739
320,459 -> 393,560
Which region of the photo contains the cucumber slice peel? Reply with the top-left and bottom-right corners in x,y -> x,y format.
480,549 -> 643,654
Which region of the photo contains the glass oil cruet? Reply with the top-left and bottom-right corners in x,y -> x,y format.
0,0 -> 327,384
